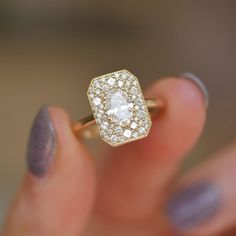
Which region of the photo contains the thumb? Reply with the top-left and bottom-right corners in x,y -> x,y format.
2,106 -> 95,236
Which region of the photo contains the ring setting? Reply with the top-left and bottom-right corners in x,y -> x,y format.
87,69 -> 151,146
73,69 -> 164,147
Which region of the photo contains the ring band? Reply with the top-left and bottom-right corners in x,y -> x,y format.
73,98 -> 164,139
73,69 -> 165,147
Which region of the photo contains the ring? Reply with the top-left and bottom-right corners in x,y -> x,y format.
73,69 -> 164,147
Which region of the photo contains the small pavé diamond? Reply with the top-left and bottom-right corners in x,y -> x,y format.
131,87 -> 137,94
104,84 -> 109,91
119,136 -> 125,142
131,122 -> 138,129
145,123 -> 150,129
89,93 -> 95,99
98,104 -> 104,109
128,103 -> 134,109
93,97 -> 101,106
126,80 -> 131,87
115,126 -> 123,134
108,77 -> 115,86
94,81 -> 101,88
137,110 -> 146,118
139,127 -> 146,134
133,132 -> 139,138
111,135 -> 118,143
101,121 -> 109,130
118,80 -> 124,87
124,129 -> 132,138
114,72 -> 120,78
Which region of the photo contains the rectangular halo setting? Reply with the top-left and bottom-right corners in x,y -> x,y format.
87,69 -> 152,146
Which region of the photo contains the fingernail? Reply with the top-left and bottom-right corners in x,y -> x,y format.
180,72 -> 209,109
166,182 -> 222,230
27,106 -> 57,177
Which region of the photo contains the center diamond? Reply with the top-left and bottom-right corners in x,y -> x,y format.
107,89 -> 133,123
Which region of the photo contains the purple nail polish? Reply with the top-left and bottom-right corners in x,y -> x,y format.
180,72 -> 209,109
27,106 -> 56,177
166,182 -> 222,230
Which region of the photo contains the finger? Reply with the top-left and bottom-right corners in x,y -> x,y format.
2,106 -> 95,236
166,142 -> 236,236
96,74 -> 208,221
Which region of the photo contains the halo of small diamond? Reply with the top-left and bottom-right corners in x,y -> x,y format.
88,69 -> 152,146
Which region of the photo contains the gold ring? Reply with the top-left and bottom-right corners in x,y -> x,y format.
73,70 -> 164,147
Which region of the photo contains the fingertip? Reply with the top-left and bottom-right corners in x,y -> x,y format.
164,145 -> 236,236
48,106 -> 71,125
146,76 -> 207,115
180,72 -> 209,109
145,77 -> 207,159
26,105 -> 78,179
48,106 -> 74,144
4,106 -> 96,236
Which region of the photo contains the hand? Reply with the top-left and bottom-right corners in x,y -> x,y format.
2,75 -> 235,236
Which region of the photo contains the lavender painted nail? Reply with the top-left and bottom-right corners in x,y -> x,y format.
180,72 -> 209,109
27,106 -> 56,177
166,182 -> 222,230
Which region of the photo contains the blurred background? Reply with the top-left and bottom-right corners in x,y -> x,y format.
0,0 -> 235,224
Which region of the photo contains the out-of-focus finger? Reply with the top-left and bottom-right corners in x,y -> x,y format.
96,74 -> 208,221
2,106 -> 95,236
166,142 -> 236,236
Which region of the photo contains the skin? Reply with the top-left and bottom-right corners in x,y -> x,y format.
2,77 -> 236,236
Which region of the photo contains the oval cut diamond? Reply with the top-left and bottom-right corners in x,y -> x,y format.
107,89 -> 133,123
